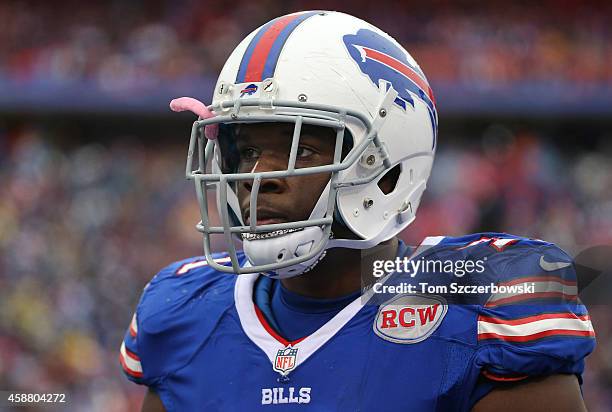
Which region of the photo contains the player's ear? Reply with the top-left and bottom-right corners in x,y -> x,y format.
378,164 -> 401,195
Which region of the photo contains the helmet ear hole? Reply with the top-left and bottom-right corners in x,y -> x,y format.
377,164 -> 401,195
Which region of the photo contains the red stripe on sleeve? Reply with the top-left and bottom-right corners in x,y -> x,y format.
124,347 -> 141,361
498,276 -> 576,287
482,370 -> 529,382
484,292 -> 577,307
119,353 -> 143,378
478,312 -> 590,326
478,329 -> 595,342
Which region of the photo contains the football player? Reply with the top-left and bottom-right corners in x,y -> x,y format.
120,11 -> 595,411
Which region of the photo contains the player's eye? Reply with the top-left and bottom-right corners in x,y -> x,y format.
240,147 -> 260,161
296,146 -> 315,159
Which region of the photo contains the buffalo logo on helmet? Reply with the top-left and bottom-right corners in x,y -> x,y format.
343,29 -> 437,148
240,83 -> 259,97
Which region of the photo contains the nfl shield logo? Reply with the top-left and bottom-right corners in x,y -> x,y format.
273,345 -> 298,375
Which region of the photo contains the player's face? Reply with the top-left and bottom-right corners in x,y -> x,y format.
232,123 -> 336,226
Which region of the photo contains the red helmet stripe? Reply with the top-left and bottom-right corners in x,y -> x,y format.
243,14 -> 300,82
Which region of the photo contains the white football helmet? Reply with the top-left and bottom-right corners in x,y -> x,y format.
177,11 -> 438,278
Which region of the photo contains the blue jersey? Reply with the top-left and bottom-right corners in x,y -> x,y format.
120,233 -> 595,411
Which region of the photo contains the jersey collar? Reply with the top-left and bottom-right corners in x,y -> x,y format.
234,236 -> 445,376
235,271 -> 366,375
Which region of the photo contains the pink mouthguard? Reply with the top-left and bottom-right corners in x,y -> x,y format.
169,97 -> 219,140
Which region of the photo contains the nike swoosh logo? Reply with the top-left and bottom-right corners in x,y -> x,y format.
539,256 -> 572,271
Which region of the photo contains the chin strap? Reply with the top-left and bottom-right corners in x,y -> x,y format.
326,230 -> 395,250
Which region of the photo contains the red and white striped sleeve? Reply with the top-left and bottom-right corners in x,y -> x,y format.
120,311 -> 147,383
475,244 -> 595,382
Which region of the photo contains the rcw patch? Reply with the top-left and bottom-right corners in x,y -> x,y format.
374,294 -> 447,344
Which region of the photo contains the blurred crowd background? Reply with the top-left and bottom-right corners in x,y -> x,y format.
1,0 -> 611,113
0,0 -> 611,411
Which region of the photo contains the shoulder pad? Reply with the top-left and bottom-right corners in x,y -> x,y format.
438,232 -> 550,253
474,240 -> 594,381
396,234 -> 595,382
426,232 -> 565,283
122,253 -> 241,383
139,253 -> 238,330
402,233 -> 580,307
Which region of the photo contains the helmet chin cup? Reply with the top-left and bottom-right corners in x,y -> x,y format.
243,226 -> 329,279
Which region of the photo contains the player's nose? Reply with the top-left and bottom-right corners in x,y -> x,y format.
243,178 -> 286,194
243,153 -> 288,194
